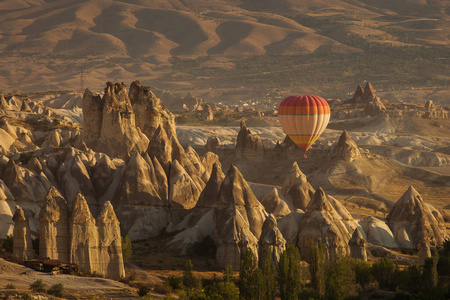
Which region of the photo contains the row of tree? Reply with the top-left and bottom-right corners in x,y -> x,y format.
153,239 -> 450,300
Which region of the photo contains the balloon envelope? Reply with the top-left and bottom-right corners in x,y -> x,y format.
278,95 -> 330,152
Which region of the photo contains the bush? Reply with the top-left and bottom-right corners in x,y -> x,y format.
138,285 -> 151,297
167,276 -> 183,291
29,279 -> 46,293
47,283 -> 64,297
1,235 -> 13,252
350,259 -> 373,287
371,258 -> 398,290
5,284 -> 15,289
154,284 -> 171,295
205,281 -> 239,300
22,293 -> 31,300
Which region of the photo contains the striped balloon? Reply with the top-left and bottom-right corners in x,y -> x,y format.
278,95 -> 330,152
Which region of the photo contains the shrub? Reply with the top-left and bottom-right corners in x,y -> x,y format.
167,276 -> 183,291
154,284 -> 171,295
5,284 -> 15,289
138,285 -> 151,297
30,279 -> 46,293
350,259 -> 373,287
22,293 -> 31,300
1,235 -> 13,252
205,281 -> 239,300
47,283 -> 64,297
371,258 -> 398,290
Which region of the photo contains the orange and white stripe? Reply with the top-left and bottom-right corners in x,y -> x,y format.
278,95 -> 330,152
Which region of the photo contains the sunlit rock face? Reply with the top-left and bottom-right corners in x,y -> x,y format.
39,187 -> 70,263
12,205 -> 34,262
96,201 -> 125,279
82,82 -> 149,160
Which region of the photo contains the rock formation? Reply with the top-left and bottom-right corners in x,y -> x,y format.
39,187 -> 70,262
387,185 -> 446,249
12,206 -> 34,261
358,216 -> 398,248
169,160 -> 203,210
20,100 -> 32,112
82,82 -> 149,159
96,201 -> 125,279
349,228 -> 367,261
259,214 -> 286,265
235,120 -> 264,156
0,180 -> 15,238
202,104 -> 214,121
297,188 -> 351,262
364,97 -> 386,116
281,162 -> 315,211
0,92 -> 10,110
361,82 -> 376,101
424,100 -> 434,111
217,165 -> 267,239
110,152 -> 170,240
277,210 -> 304,244
351,85 -> 364,102
69,192 -> 99,273
205,136 -> 220,151
260,188 -> 291,218
329,130 -> 361,161
214,205 -> 259,270
128,81 -> 176,140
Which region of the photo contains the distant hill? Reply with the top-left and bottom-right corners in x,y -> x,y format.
0,0 -> 449,103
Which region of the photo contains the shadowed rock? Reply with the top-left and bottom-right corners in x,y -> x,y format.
217,165 -> 267,239
281,162 -> 315,210
214,206 -> 259,270
298,188 -> 351,262
349,228 -> 367,261
330,130 -> 361,161
387,185 -> 446,249
261,188 -> 291,218
235,120 -> 264,156
260,214 -> 286,265
364,97 -> 386,116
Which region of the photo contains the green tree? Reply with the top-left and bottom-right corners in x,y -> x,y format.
182,259 -> 202,295
121,235 -> 132,261
205,281 -> 239,300
308,240 -> 326,296
239,248 -> 266,300
277,243 -> 302,300
223,265 -> 234,283
422,252 -> 439,288
372,257 -> 398,290
325,253 -> 355,300
259,246 -> 276,300
47,283 -> 64,297
350,258 -> 373,288
29,279 -> 46,293
1,235 -> 13,252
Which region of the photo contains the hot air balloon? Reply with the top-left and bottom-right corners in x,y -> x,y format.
278,95 -> 330,154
